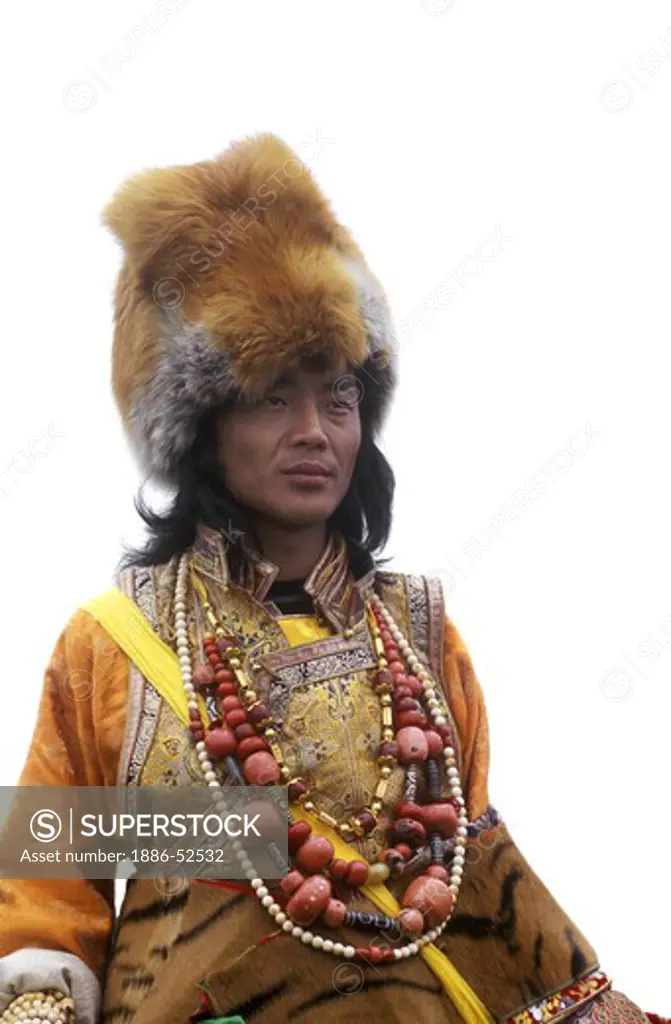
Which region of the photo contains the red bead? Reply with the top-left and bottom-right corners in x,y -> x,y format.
397,908 -> 424,937
393,686 -> 412,701
388,660 -> 405,675
436,724 -> 453,741
288,780 -> 308,802
329,858 -> 349,881
402,874 -> 454,929
425,730 -> 444,758
375,668 -> 394,688
288,821 -> 312,852
236,736 -> 268,760
248,703 -> 271,726
421,802 -> 458,838
345,860 -> 369,888
397,726 -> 429,764
396,710 -> 427,729
225,709 -> 247,729
242,751 -> 280,785
192,665 -> 216,688
394,697 -> 419,712
385,647 -> 401,664
404,676 -> 424,696
204,727 -> 237,759
215,668 -> 235,683
221,695 -> 242,712
296,836 -> 335,873
379,629 -> 394,644
234,723 -> 256,741
207,653 -> 220,667
392,818 -> 426,846
287,876 -> 332,925
393,801 -> 423,821
322,898 -> 347,927
280,870 -> 304,896
215,683 -> 237,698
394,842 -> 412,860
427,865 -> 449,881
191,729 -> 204,742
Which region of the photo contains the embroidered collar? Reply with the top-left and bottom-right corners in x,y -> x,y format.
190,521 -> 377,633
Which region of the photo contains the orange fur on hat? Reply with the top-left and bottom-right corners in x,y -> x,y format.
102,132 -> 397,484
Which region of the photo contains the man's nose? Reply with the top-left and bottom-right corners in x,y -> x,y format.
289,398 -> 328,444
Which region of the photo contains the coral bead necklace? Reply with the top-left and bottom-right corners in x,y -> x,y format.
175,552 -> 469,962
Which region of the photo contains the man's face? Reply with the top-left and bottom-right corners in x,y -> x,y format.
215,357 -> 362,528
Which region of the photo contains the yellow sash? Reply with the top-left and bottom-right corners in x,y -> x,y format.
81,587 -> 493,1024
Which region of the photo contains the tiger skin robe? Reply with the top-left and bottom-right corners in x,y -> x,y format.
0,524 -> 654,1023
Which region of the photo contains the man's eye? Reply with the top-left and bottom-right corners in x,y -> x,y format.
264,395 -> 286,407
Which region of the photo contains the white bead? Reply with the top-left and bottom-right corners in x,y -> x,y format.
333,942 -> 344,956
232,840 -> 243,851
451,866 -> 463,877
175,600 -> 186,612
292,925 -> 304,938
447,767 -> 459,778
245,868 -> 256,880
207,780 -> 219,788
343,945 -> 355,958
275,912 -> 287,925
282,920 -> 294,932
322,939 -> 334,952
443,747 -> 455,758
301,931 -> 313,944
407,942 -> 418,955
256,886 -> 268,899
251,878 -> 263,889
448,884 -> 459,895
261,895 -> 274,908
196,742 -> 206,753
433,715 -> 447,726
239,859 -> 253,872
394,948 -> 403,959
312,935 -> 324,949
456,826 -> 467,837
204,771 -> 216,782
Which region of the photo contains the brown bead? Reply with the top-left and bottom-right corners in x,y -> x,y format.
356,811 -> 376,835
217,637 -> 235,652
288,780 -> 308,802
248,703 -> 271,725
215,682 -> 237,698
392,818 -> 427,846
296,836 -> 335,873
234,723 -> 256,741
215,668 -> 235,683
288,821 -> 312,852
379,741 -> 398,760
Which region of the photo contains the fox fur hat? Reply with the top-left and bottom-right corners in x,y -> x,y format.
102,132 -> 397,485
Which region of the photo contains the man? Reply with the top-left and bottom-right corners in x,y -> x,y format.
0,133 -> 661,1023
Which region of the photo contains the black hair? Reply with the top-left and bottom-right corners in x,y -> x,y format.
116,360 -> 395,577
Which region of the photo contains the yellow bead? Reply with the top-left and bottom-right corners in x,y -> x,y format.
367,862 -> 390,884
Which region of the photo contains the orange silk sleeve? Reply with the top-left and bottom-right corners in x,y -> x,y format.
0,608 -> 130,978
440,613 -> 490,821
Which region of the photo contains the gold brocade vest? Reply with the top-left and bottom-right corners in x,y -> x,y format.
101,541 -> 604,1024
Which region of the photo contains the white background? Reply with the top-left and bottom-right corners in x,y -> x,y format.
1,0 -> 670,1012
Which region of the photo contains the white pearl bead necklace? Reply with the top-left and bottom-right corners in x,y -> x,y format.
174,552 -> 470,960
